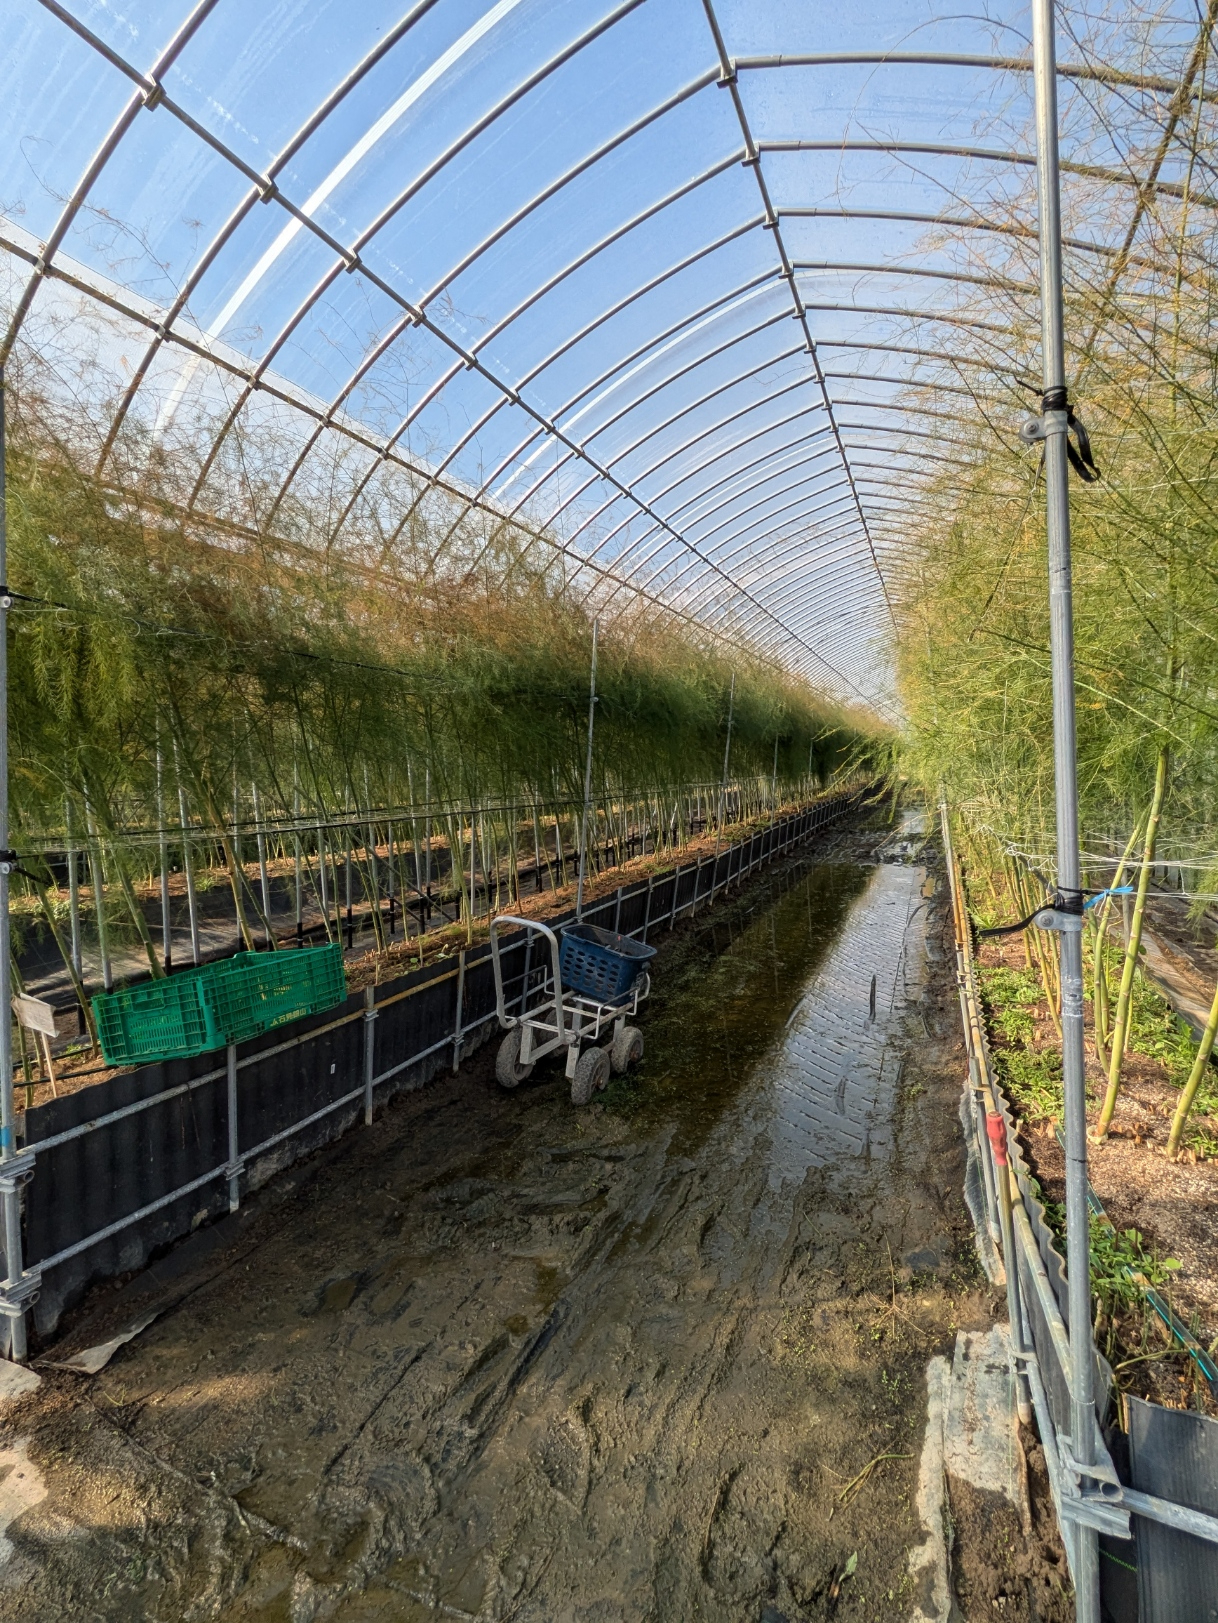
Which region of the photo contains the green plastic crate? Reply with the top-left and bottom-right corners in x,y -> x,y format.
208,944 -> 347,1045
92,964 -> 225,1066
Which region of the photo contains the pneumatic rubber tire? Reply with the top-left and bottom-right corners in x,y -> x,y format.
571,1045 -> 611,1105
610,1025 -> 644,1074
496,1028 -> 534,1089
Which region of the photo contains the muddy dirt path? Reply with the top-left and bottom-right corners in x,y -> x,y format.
2,828 -> 1012,1622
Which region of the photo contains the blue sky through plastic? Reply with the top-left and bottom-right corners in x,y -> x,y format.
1,0 -> 1207,715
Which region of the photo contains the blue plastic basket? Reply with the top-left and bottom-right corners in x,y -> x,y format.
559,923 -> 656,1004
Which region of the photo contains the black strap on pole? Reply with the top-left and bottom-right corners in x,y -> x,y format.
1041,386 -> 1099,481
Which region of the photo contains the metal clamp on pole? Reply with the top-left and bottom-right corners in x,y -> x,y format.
0,1147 -> 35,1194
1055,1436 -> 1131,1539
1034,890 -> 1085,933
0,1266 -> 41,1320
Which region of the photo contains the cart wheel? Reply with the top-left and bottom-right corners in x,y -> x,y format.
496,1029 -> 534,1090
571,1045 -> 610,1106
610,1025 -> 644,1074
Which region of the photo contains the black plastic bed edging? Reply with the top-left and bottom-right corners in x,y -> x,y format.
8,786 -> 871,1340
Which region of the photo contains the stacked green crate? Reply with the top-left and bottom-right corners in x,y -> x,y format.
91,944 -> 347,1066
208,944 -> 347,1044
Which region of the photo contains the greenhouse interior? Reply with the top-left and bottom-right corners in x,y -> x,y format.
0,0 -> 1217,1618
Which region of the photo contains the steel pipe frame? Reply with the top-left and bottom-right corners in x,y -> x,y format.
655,428 -> 840,534
15,12 -> 1179,497
412,67 -> 722,316
374,264 -> 786,556
577,384 -> 981,588
318,238 -> 1033,559
583,504 -> 867,653
663,463 -> 856,559
732,48 -> 1218,105
565,431 -> 840,596
683,488 -> 861,575
551,427 -> 838,589
573,438 -> 844,589
775,205 -> 1158,267
522,340 -> 813,543
520,372 -> 827,569
760,137 -> 1218,209
726,591 -> 892,673
513,314 -> 806,533
700,0 -> 890,622
36,0 -> 452,467
0,239 -> 853,706
593,509 -> 866,621
320,206 -> 775,557
634,504 -> 868,617
23,4 -> 1195,710
634,406 -> 837,525
570,344 -> 1008,568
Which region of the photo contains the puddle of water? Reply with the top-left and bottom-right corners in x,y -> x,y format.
620,861 -> 924,1189
17,851 -> 961,1623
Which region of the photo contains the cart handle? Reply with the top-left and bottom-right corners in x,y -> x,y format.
488,915 -> 566,1039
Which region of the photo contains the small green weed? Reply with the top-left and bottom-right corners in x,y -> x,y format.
994,1045 -> 1062,1120
1031,1191 -> 1179,1318
979,964 -> 1044,1048
1089,1220 -> 1180,1315
1127,976 -> 1196,1085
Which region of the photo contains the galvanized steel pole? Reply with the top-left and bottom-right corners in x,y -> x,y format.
575,619 -> 598,923
1030,3 -> 1098,1615
0,365 -> 25,1361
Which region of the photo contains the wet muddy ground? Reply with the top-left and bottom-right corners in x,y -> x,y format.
0,818 -> 1067,1621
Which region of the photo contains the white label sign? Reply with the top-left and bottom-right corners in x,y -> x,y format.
12,995 -> 56,1037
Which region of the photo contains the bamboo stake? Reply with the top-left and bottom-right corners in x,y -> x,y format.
1097,747 -> 1169,1137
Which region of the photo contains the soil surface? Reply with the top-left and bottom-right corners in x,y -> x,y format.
0,814 -> 1065,1620
976,929 -> 1218,1416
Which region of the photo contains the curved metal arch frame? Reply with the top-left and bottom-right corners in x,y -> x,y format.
759,138 -> 1218,209
17,1 -> 1209,710
603,516 -> 867,640
353,262 -> 787,559
628,489 -> 866,607
551,415 -> 837,588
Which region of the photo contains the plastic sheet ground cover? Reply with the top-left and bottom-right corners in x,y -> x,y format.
2,1 -> 1210,715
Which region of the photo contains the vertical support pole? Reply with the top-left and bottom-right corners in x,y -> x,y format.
316,823 -> 331,940
252,782 -> 272,947
452,948 -> 466,1072
226,1042 -> 240,1214
345,835 -> 354,950
173,740 -> 200,966
66,798 -> 83,986
293,774 -> 304,948
642,874 -> 654,943
0,364 -> 27,1362
424,767 -> 432,898
1030,7 -> 1097,1611
613,885 -> 622,935
714,674 -> 735,867
576,619 -> 598,923
386,820 -> 396,940
156,738 -> 172,973
86,805 -> 112,991
363,984 -> 377,1126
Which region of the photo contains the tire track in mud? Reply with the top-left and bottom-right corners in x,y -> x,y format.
3,843 -> 997,1623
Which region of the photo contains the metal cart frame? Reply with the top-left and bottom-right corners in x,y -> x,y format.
489,915 -> 649,1080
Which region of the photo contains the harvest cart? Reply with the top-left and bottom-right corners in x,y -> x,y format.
489,916 -> 654,1105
